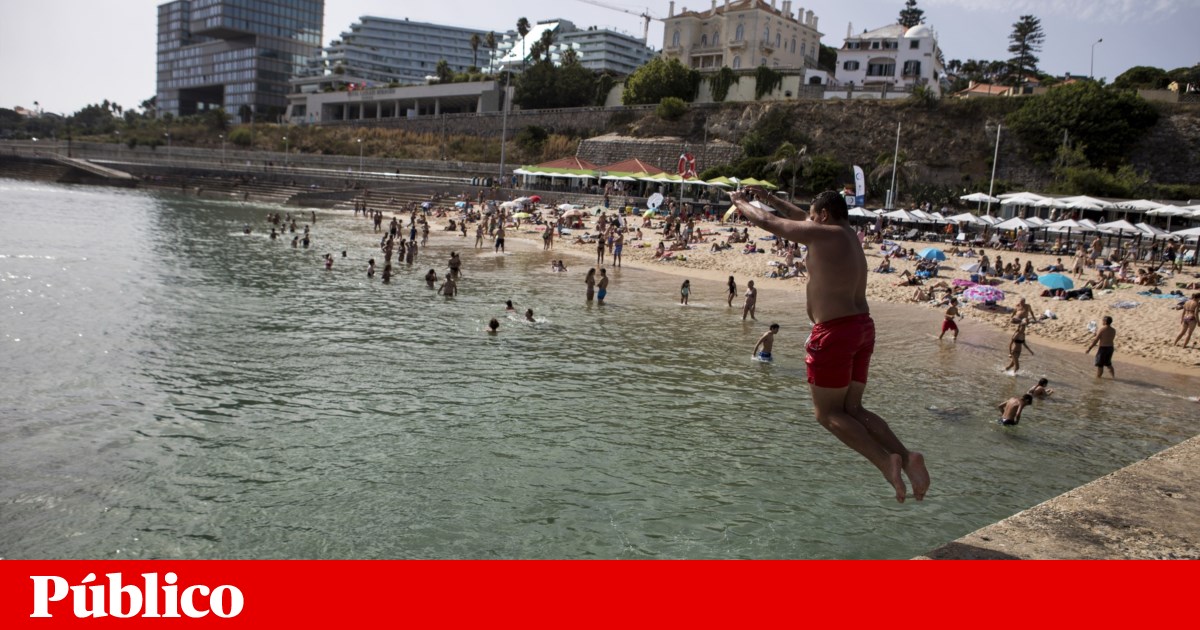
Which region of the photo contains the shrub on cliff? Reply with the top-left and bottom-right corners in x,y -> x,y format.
1006,82 -> 1158,168
229,127 -> 252,147
622,58 -> 699,105
656,97 -> 687,121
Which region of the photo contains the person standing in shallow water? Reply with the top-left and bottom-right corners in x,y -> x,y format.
680,279 -> 691,305
585,268 -> 596,302
742,280 -> 757,321
730,188 -> 929,503
1086,315 -> 1117,378
597,269 -> 609,304
727,276 -> 737,308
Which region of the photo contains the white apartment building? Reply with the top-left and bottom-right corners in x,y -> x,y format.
660,0 -> 823,71
832,23 -> 947,98
490,19 -> 656,76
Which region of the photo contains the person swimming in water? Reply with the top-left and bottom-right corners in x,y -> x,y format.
525,308 -> 535,323
997,394 -> 1033,425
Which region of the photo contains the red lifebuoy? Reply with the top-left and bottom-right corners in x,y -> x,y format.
677,153 -> 697,179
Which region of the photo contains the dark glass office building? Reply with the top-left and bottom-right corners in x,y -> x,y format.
156,0 -> 324,119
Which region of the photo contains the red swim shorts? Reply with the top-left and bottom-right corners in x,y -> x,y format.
806,313 -> 874,389
941,318 -> 958,333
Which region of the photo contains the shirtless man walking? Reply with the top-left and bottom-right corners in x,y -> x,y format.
753,323 -> 780,361
1085,315 -> 1117,378
1174,293 -> 1199,348
731,189 -> 929,502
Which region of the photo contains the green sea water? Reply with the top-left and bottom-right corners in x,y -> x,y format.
2,178 -> 1196,559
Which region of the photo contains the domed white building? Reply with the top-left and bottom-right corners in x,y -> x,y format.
829,22 -> 947,99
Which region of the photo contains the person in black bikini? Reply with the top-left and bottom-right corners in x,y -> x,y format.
1005,320 -> 1034,373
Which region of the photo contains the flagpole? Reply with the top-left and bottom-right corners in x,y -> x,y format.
986,123 -> 1002,215
888,122 -> 900,209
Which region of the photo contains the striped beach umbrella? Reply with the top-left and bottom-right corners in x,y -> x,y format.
962,285 -> 1005,303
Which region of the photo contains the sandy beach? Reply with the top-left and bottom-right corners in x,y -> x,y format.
445,211 -> 1200,377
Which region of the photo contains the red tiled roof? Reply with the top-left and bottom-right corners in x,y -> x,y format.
533,157 -> 600,170
597,158 -> 664,174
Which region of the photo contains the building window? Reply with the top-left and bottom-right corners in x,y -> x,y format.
867,61 -> 895,77
672,30 -> 680,47
735,24 -> 744,41
903,60 -> 921,76
776,32 -> 781,47
910,39 -> 920,49
763,26 -> 769,42
701,34 -> 708,46
871,41 -> 880,49
761,57 -> 767,66
843,61 -> 860,71
800,42 -> 805,56
713,29 -> 719,43
732,55 -> 741,69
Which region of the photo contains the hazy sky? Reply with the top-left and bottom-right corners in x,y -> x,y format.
1,0 -> 1197,114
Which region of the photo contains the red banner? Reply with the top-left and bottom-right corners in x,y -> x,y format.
1,561 -> 1193,627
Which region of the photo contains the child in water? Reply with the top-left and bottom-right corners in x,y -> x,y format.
680,279 -> 691,305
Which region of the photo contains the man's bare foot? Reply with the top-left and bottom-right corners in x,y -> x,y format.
885,453 -> 906,503
904,452 -> 930,501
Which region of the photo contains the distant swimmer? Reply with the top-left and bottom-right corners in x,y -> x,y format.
1027,378 -> 1054,398
1085,315 -> 1117,379
753,323 -> 780,361
525,308 -> 535,323
291,235 -> 299,248
487,318 -> 499,334
727,276 -> 737,308
680,279 -> 691,305
938,297 -> 961,341
731,188 -> 928,503
997,394 -> 1033,425
506,300 -> 516,312
742,280 -> 757,321
324,254 -> 333,270
269,228 -> 277,240
243,224 -> 251,235
424,269 -> 438,288
1005,320 -> 1034,372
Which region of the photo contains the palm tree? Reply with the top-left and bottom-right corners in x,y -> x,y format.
538,29 -> 555,62
469,33 -> 481,70
486,31 -> 497,72
516,18 -> 530,68
869,150 -> 929,206
767,142 -> 809,197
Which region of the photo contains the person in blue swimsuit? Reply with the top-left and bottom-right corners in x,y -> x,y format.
597,268 -> 609,303
753,323 -> 780,361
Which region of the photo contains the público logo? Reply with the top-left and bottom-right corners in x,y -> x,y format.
30,572 -> 243,618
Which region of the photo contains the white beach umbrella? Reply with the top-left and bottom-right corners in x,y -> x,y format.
1045,219 -> 1095,233
1024,216 -> 1048,227
1000,196 -> 1041,206
960,192 -> 1000,203
977,214 -> 1001,225
1115,199 -> 1165,211
882,209 -> 919,222
1135,222 -> 1169,237
947,212 -> 982,225
1058,195 -> 1115,209
848,207 -> 878,218
1171,226 -> 1200,239
996,191 -> 1047,201
994,217 -> 1032,231
1096,219 -> 1139,234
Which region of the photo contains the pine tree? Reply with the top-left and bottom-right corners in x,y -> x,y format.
898,0 -> 924,28
1007,15 -> 1045,86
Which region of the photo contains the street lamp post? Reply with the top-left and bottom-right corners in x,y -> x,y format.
219,133 -> 226,164
115,130 -> 121,161
1090,38 -> 1103,80
357,138 -> 364,174
283,135 -> 289,167
164,132 -> 171,161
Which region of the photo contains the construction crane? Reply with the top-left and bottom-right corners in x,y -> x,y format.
572,0 -> 663,44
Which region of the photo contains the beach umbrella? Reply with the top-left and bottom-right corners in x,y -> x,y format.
561,209 -> 584,218
558,203 -> 579,211
724,206 -> 740,221
512,212 -> 532,219
977,214 -> 1001,226
882,209 -> 918,222
529,195 -> 541,203
960,262 -> 981,273
918,247 -> 946,261
1097,219 -> 1138,234
848,207 -> 878,219
1058,195 -> 1115,209
962,285 -> 1005,303
952,278 -> 977,287
1116,199 -> 1165,212
994,217 -> 1032,231
455,201 -> 467,208
1170,226 -> 1200,239
960,192 -> 1000,203
1038,274 -> 1074,291
1135,222 -> 1168,237
642,210 -> 655,218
